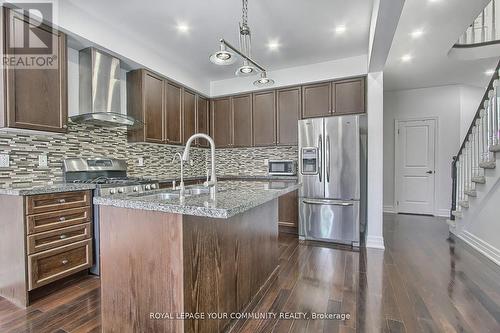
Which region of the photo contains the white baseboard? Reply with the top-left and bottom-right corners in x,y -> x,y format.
383,205 -> 396,214
458,231 -> 500,267
366,236 -> 385,250
435,209 -> 450,217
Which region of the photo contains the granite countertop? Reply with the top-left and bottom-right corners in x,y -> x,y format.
94,180 -> 301,219
149,174 -> 298,183
0,183 -> 96,196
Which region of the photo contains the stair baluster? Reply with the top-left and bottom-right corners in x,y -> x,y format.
472,125 -> 479,179
481,109 -> 488,164
494,79 -> 500,150
457,156 -> 462,213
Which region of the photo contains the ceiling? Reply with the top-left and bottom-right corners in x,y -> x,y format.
384,0 -> 499,91
65,0 -> 373,82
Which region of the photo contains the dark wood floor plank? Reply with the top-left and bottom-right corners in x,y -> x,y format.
0,214 -> 499,333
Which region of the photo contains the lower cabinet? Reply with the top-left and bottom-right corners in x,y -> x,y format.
0,190 -> 93,307
278,190 -> 299,233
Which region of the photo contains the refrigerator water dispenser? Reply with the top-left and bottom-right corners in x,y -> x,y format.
301,148 -> 319,174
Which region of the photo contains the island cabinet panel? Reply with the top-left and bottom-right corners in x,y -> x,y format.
3,8 -> 68,133
277,86 -> 301,145
165,81 -> 183,144
211,97 -> 232,148
232,94 -> 253,147
252,90 -> 276,146
301,82 -> 332,118
196,96 -> 210,147
183,89 -> 196,143
333,77 -> 365,115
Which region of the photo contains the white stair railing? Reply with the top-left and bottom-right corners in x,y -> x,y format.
457,0 -> 500,45
451,66 -> 499,219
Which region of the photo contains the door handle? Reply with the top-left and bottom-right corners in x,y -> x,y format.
318,135 -> 322,182
326,135 -> 330,183
426,170 -> 433,174
303,199 -> 353,206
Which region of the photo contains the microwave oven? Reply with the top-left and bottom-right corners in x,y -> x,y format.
268,160 -> 297,176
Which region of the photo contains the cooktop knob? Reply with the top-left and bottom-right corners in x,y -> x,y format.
118,188 -> 124,193
110,189 -> 116,194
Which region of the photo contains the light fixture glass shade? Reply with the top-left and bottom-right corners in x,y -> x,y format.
209,43 -> 236,66
235,60 -> 256,76
253,72 -> 275,87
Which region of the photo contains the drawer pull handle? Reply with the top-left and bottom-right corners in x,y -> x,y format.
59,199 -> 66,203
60,234 -> 67,239
61,259 -> 69,265
59,216 -> 66,221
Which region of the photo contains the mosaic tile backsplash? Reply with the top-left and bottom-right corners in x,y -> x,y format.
0,123 -> 298,188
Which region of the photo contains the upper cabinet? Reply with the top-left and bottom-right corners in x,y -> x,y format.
183,89 -> 196,144
301,82 -> 331,118
232,94 -> 252,147
165,82 -> 182,145
277,86 -> 301,146
252,91 -> 276,146
2,8 -> 68,133
333,78 -> 365,115
211,97 -> 232,148
197,96 -> 210,147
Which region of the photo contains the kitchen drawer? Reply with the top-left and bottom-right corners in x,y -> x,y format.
28,239 -> 92,290
26,191 -> 91,215
26,206 -> 92,234
27,223 -> 92,255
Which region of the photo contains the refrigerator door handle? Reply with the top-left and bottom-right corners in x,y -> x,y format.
318,134 -> 322,182
303,199 -> 354,206
326,135 -> 330,183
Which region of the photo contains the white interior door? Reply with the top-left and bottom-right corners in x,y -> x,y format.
396,119 -> 436,215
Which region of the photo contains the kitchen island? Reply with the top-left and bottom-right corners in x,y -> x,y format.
94,180 -> 300,333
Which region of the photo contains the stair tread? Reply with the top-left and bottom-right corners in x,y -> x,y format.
479,161 -> 496,169
471,176 -> 486,184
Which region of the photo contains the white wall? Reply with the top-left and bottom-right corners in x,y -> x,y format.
383,85 -> 484,216
210,55 -> 368,97
459,85 -> 485,142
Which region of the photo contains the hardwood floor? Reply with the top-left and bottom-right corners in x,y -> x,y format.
1,213 -> 500,332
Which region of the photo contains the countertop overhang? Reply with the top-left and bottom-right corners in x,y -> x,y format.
93,180 -> 301,219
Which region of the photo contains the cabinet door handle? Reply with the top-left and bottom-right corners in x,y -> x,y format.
61,259 -> 69,265
60,234 -> 67,239
58,199 -> 66,203
59,216 -> 66,221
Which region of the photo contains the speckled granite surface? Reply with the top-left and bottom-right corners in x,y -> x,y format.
150,174 -> 298,183
94,180 -> 301,219
0,183 -> 96,196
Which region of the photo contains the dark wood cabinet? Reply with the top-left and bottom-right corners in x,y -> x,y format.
183,89 -> 196,143
2,8 -> 68,133
165,82 -> 182,144
211,98 -> 232,148
127,70 -> 165,143
278,190 -> 298,233
197,96 -> 210,147
252,91 -> 276,146
333,77 -> 365,115
301,82 -> 331,118
232,94 -> 253,147
277,86 -> 301,146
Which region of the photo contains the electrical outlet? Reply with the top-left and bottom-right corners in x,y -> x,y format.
264,159 -> 269,166
38,154 -> 48,168
137,157 -> 144,167
0,154 -> 9,167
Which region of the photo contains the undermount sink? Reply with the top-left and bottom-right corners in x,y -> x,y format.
131,186 -> 210,201
135,192 -> 180,200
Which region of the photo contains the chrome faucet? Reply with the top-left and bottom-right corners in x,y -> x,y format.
171,152 -> 185,198
182,133 -> 217,200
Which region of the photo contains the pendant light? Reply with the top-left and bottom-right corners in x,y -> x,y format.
253,72 -> 275,87
209,42 -> 236,65
209,0 -> 274,87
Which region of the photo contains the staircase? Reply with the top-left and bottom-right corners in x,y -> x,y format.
456,0 -> 499,46
449,61 -> 500,265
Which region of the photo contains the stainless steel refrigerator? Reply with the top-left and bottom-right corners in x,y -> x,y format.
298,115 -> 367,246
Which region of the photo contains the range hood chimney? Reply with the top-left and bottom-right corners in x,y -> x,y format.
70,47 -> 139,127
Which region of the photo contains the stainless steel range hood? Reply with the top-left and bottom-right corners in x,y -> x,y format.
71,47 -> 139,127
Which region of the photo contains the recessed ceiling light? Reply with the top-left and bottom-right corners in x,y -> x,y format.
267,39 -> 281,51
401,54 -> 413,62
485,69 -> 495,75
411,29 -> 424,39
176,22 -> 190,34
335,25 -> 347,34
